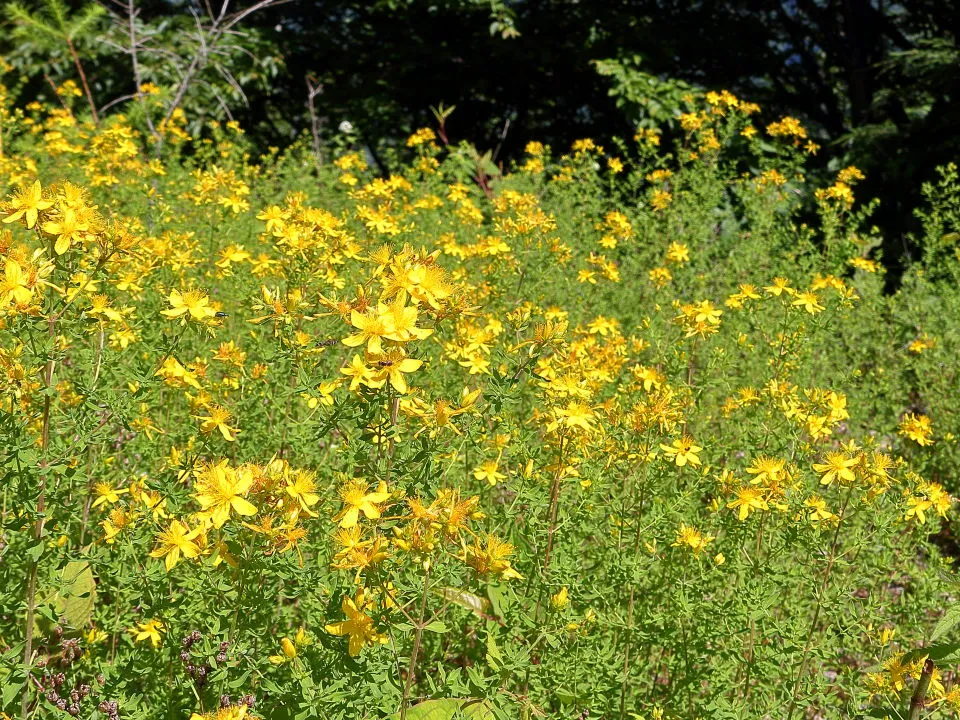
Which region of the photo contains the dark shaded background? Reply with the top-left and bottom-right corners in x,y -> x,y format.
3,0 -> 959,270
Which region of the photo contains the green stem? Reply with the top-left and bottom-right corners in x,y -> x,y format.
908,658 -> 934,720
784,485 -> 853,720
400,565 -> 431,720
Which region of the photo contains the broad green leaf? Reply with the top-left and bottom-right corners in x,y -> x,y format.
36,561 -> 97,635
440,587 -> 493,619
900,642 -> 960,666
932,604 -> 960,641
386,699 -> 493,720
59,561 -> 96,629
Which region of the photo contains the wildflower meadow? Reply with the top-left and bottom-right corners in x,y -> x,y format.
1,63 -> 960,720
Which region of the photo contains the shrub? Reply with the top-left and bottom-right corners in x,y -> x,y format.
0,76 -> 959,720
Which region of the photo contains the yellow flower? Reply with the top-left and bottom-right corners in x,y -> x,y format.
665,242 -> 690,264
91,482 -> 129,509
672,523 -> 714,555
333,479 -> 391,529
550,587 -> 570,611
849,256 -> 880,273
101,508 -> 135,543
382,294 -> 433,343
269,636 -> 298,665
650,189 -> 672,211
155,357 -> 203,390
803,495 -> 836,524
161,289 -> 217,323
1,258 -> 36,307
907,334 -> 936,354
367,346 -> 423,393
837,166 -> 865,184
193,462 -> 258,529
189,707 -> 253,720
42,207 -> 90,255
149,520 -> 202,571
766,116 -> 808,139
525,141 -> 544,156
406,127 -> 437,147
473,460 -> 506,486
266,627 -> 311,663
727,486 -> 769,521
812,451 -> 860,486
131,619 -> 164,648
465,533 -> 523,580
2,180 -> 53,229
458,353 -> 490,375
899,412 -> 934,446
745,456 -> 786,486
904,493 -> 933,524
340,354 -> 382,392
325,591 -> 387,656
791,291 -> 824,314
648,266 -> 672,288
341,299 -> 431,354
548,401 -> 596,434
195,404 -> 240,442
764,277 -> 794,297
286,470 -> 320,515
883,653 -> 909,692
923,482 -> 953,518
660,435 -> 702,467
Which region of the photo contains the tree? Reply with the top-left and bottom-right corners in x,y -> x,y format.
4,0 -> 106,122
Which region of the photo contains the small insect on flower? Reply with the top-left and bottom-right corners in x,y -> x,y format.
660,435 -> 703,467
161,289 -> 218,324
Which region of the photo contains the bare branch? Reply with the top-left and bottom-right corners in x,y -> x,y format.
160,0 -> 281,128
98,91 -> 137,114
305,73 -> 325,167
126,0 -> 157,137
222,0 -> 282,32
213,63 -> 247,105
198,78 -> 234,120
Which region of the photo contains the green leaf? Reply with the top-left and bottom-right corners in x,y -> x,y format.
932,604 -> 960,641
58,561 -> 97,629
485,585 -> 505,620
33,561 -> 96,639
485,633 -> 503,670
901,642 -> 960,666
425,620 -> 449,634
25,542 -> 44,564
386,699 -> 494,720
440,587 -> 493,620
2,674 -> 22,705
